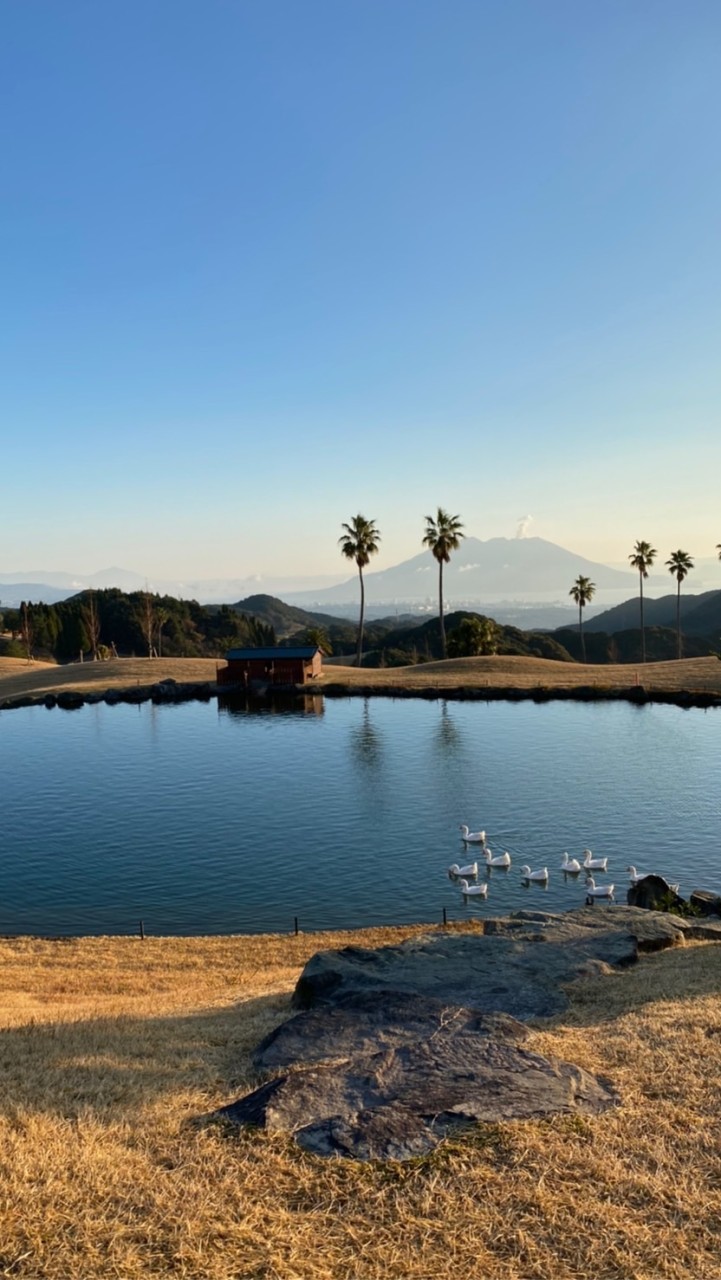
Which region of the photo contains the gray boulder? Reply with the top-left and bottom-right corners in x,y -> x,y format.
253,992 -> 528,1073
208,907 -> 708,1161
626,875 -> 685,914
292,907 -> 688,1020
690,890 -> 721,917
215,996 -> 617,1161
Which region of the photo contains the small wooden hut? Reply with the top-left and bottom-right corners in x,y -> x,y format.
217,646 -> 322,688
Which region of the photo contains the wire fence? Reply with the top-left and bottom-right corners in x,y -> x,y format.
0,906 -> 467,941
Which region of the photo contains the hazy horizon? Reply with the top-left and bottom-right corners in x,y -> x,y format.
2,531 -> 720,606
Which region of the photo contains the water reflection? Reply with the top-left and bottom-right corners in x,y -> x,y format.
433,701 -> 464,758
349,699 -> 383,771
218,692 -> 324,718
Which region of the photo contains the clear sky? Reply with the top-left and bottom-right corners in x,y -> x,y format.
2,1 -> 720,581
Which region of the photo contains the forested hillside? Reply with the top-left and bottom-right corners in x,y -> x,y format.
2,590 -> 718,668
0,590 -> 275,662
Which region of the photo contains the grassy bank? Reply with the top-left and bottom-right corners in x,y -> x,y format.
1,653 -> 721,702
1,923 -> 721,1278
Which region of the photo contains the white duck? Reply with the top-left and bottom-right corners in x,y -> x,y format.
458,878 -> 489,897
485,849 -> 511,868
582,849 -> 608,871
520,865 -> 549,882
585,875 -> 615,899
561,852 -> 582,873
459,825 -> 486,845
448,861 -> 478,878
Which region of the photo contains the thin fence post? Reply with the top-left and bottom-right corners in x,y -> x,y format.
442,907 -> 447,926
139,919 -> 145,940
294,916 -> 299,935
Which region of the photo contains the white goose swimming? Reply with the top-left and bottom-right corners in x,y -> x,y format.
448,861 -> 478,878
458,878 -> 489,897
582,850 -> 608,871
485,849 -> 511,868
459,825 -> 486,845
561,852 -> 582,873
585,875 -> 615,899
520,865 -> 549,882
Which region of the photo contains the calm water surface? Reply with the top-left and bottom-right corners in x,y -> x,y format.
0,695 -> 718,935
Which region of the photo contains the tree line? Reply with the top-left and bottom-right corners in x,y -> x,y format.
0,589 -> 275,663
571,541 -> 720,664
340,507 -> 465,665
341,512 -> 721,667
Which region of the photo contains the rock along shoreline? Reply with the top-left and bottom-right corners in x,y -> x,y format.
1,677 -> 720,714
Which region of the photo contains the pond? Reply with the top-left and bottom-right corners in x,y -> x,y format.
0,694 -> 718,935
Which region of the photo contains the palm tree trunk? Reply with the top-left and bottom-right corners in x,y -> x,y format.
439,558 -> 446,658
356,563 -> 365,667
579,602 -> 586,663
677,579 -> 682,660
639,572 -> 646,663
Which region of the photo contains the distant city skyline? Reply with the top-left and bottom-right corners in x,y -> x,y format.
2,2 -> 720,580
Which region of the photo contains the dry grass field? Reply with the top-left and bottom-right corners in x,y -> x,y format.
1,923 -> 721,1279
320,654 -> 721,693
1,653 -> 720,702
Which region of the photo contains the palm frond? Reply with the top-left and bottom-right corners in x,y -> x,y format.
665,550 -> 694,583
422,507 -> 465,563
628,539 -> 657,577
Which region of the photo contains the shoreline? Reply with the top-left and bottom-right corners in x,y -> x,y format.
2,681 -> 720,712
2,652 -> 721,713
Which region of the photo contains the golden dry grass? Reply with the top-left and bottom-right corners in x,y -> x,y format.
320,654 -> 721,692
1,923 -> 720,1279
2,653 -> 720,702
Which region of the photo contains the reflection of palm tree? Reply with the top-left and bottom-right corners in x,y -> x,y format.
339,515 -> 381,667
569,576 -> 596,663
665,550 -> 694,659
628,540 -> 657,663
434,701 -> 462,757
349,699 -> 383,770
422,508 -> 465,658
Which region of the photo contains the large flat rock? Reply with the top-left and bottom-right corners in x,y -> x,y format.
215,998 -> 618,1160
208,906 -> 707,1161
253,992 -> 529,1073
292,906 -> 688,1020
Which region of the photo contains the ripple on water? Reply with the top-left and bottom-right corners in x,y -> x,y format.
0,697 -> 717,934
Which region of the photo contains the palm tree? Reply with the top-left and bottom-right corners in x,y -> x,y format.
665,550 -> 694,660
305,625 -> 332,656
339,514 -> 381,667
569,575 -> 596,663
422,508 -> 465,658
628,540 -> 657,663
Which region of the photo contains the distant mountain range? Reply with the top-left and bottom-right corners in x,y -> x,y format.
283,537 -> 647,607
2,538 -> 720,615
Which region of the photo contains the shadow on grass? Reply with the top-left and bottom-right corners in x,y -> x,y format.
2,938 -> 721,1126
0,991 -> 289,1122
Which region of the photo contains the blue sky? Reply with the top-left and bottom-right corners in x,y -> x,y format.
2,1 -> 720,582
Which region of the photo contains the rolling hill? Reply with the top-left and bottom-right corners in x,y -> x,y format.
580,590 -> 721,636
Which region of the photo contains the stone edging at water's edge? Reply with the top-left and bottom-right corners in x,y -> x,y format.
1,677 -> 720,714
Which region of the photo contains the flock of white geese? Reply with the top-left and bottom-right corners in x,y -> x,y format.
449,826 -> 672,903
